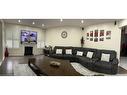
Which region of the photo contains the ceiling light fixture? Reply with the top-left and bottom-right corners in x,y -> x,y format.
42,24 -> 45,27
81,20 -> 84,24
18,20 -> 21,23
32,22 -> 35,24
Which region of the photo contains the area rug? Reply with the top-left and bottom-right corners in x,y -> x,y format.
71,62 -> 127,76
118,66 -> 127,74
71,62 -> 107,76
13,63 -> 36,76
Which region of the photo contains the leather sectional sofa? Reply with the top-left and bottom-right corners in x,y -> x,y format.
49,46 -> 119,74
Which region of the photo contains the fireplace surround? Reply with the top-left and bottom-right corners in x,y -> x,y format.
24,46 -> 33,56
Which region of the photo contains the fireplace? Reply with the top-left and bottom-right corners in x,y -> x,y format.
24,47 -> 33,56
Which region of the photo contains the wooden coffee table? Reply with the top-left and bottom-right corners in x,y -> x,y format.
28,56 -> 82,76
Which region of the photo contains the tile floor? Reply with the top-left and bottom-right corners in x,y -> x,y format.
120,57 -> 127,69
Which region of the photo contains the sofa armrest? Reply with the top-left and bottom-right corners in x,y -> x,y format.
112,58 -> 118,64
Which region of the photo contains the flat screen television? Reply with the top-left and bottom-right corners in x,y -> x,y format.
21,30 -> 37,44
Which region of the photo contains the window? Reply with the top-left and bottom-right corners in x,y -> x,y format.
6,40 -> 13,48
13,40 -> 20,48
6,30 -> 20,48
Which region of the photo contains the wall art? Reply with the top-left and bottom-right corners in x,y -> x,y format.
94,37 -> 98,42
100,38 -> 104,41
100,30 -> 104,37
106,31 -> 111,39
86,32 -> 89,40
100,30 -> 104,41
87,33 -> 89,37
87,38 -> 89,40
90,38 -> 93,41
90,31 -> 93,37
94,30 -> 98,37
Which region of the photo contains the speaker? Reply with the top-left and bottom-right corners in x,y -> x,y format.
82,27 -> 84,31
114,21 -> 117,25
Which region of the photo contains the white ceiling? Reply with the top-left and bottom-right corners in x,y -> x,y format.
3,19 -> 122,29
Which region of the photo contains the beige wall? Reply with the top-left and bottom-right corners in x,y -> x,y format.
5,23 -> 45,56
45,26 -> 82,47
83,22 -> 121,59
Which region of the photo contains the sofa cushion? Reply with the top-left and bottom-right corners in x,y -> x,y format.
56,49 -> 62,54
53,46 -> 65,54
65,49 -> 72,55
76,51 -> 83,56
86,51 -> 93,58
73,47 -> 85,55
101,53 -> 110,62
100,50 -> 116,61
83,48 -> 98,59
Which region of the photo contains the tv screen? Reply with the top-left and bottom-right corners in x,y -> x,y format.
21,30 -> 37,44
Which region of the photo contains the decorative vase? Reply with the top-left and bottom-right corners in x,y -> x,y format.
4,47 -> 9,58
81,37 -> 84,47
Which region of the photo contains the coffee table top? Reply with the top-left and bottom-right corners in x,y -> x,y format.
29,56 -> 82,76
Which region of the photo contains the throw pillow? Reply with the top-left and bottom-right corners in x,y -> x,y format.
76,51 -> 83,56
56,49 -> 62,54
101,53 -> 110,62
65,49 -> 72,55
86,51 -> 93,58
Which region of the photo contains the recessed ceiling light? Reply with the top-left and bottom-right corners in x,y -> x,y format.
60,19 -> 63,22
18,20 -> 21,23
42,24 -> 45,27
81,20 -> 84,24
32,22 -> 35,24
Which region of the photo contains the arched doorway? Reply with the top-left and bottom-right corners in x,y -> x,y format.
120,26 -> 127,68
120,26 -> 127,57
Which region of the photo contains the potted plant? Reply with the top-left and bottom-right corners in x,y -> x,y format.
80,36 -> 84,47
4,46 -> 9,58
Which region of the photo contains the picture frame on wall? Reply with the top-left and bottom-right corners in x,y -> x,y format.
94,37 -> 98,42
100,38 -> 104,41
86,32 -> 89,40
100,30 -> 104,41
100,30 -> 104,37
87,33 -> 89,37
90,38 -> 93,41
106,31 -> 111,39
87,38 -> 89,40
94,30 -> 98,37
90,31 -> 93,37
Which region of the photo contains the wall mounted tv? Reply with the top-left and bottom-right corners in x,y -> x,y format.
21,30 -> 37,44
